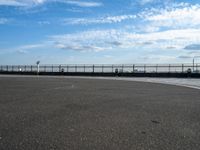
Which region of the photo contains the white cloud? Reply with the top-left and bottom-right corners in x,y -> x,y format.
51,30 -> 124,52
3,1 -> 200,62
63,15 -> 136,25
52,30 -> 117,52
19,44 -> 43,50
38,21 -> 50,25
178,55 -> 193,59
56,44 -> 106,52
66,8 -> 84,13
184,44 -> 200,51
1,44 -> 46,55
104,55 -> 113,58
65,0 -> 102,7
15,44 -> 44,54
64,2 -> 200,33
8,1 -> 200,53
50,28 -> 200,52
0,0 -> 102,7
0,18 -> 9,24
33,0 -> 46,4
17,49 -> 28,54
0,0 -> 27,6
134,25 -> 160,33
141,3 -> 200,29
139,0 -> 156,5
141,55 -> 176,62
130,29 -> 200,50
0,0 -> 46,6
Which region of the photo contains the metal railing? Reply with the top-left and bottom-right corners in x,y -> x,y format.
0,64 -> 199,73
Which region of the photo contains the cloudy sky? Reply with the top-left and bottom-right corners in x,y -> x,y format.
1,0 -> 200,65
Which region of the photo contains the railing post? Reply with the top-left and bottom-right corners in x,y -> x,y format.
196,64 -> 198,72
182,64 -> 184,73
92,65 -> 94,73
59,65 -> 61,72
193,59 -> 195,72
133,65 -> 135,73
112,65 -> 114,73
75,65 -> 77,72
156,65 -> 158,73
67,65 -> 69,72
144,65 -> 146,73
84,65 -> 85,73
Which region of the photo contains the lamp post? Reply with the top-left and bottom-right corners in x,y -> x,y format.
36,61 -> 40,75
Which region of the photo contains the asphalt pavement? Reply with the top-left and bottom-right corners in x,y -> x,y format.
0,76 -> 200,150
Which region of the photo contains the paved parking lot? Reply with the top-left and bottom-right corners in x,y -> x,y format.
0,76 -> 200,150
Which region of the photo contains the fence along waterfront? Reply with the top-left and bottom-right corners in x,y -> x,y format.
0,64 -> 199,73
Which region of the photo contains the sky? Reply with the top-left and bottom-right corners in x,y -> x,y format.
1,0 -> 200,65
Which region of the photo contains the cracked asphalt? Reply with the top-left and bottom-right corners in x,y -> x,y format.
0,76 -> 200,150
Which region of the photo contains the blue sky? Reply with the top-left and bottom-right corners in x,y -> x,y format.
1,0 -> 200,65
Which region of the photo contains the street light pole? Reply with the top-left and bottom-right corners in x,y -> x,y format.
36,61 -> 40,75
